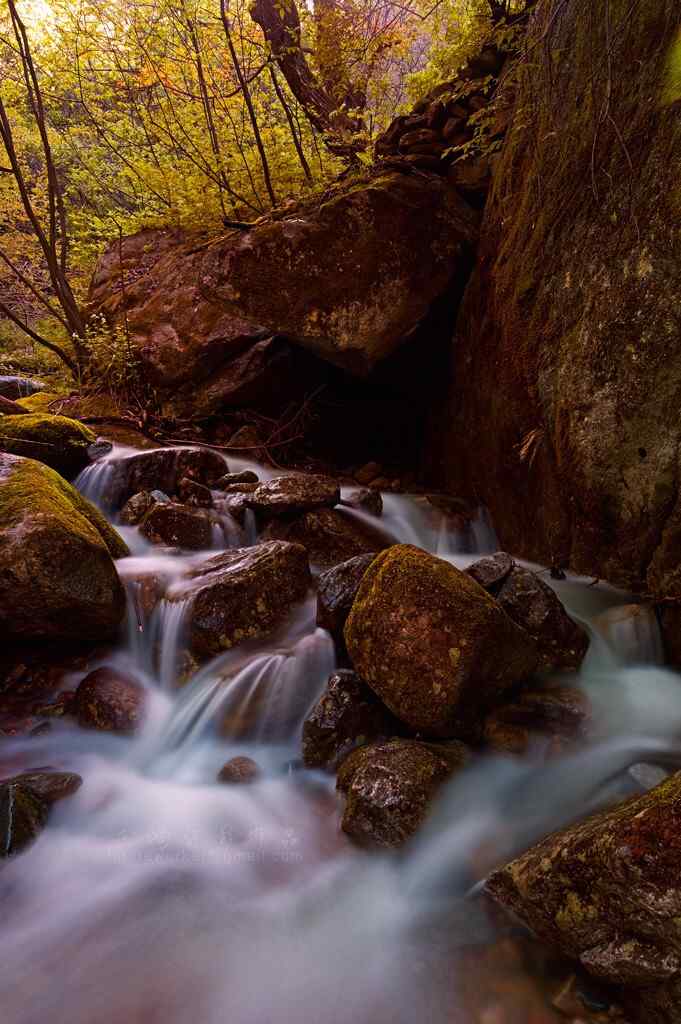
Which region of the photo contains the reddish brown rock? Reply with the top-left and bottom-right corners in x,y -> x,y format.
177,477 -> 213,507
246,475 -> 340,520
466,551 -> 515,592
345,544 -> 539,737
341,488 -> 383,517
169,541 -> 311,661
487,771 -> 681,1024
140,501 -> 215,550
93,446 -> 226,512
302,670 -> 404,770
9,770 -> 83,805
217,756 -> 261,785
72,666 -> 146,734
263,508 -> 389,570
337,739 -> 469,848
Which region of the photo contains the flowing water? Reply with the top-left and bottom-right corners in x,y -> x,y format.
2,445 -> 680,1023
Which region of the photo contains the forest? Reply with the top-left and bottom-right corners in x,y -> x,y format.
1,2 -> 681,1024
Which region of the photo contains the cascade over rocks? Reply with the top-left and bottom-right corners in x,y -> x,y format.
88,446 -> 226,512
441,0 -> 681,598
0,454 -> 128,642
337,738 -> 470,848
0,414 -> 97,478
487,771 -> 681,1024
344,544 -> 539,737
0,376 -> 44,400
168,540 -> 311,660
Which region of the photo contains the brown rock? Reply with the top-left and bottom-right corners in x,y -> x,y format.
466,551 -> 515,592
246,474 -> 340,520
302,670 -> 404,770
119,490 -> 163,525
344,544 -> 539,737
217,756 -> 260,785
337,739 -> 469,848
316,553 -> 377,639
177,476 -> 213,507
355,461 -> 382,486
10,770 -> 83,805
495,567 -> 590,672
140,501 -> 215,550
0,783 -> 48,857
72,666 -> 146,734
263,507 -> 389,570
216,470 -> 259,488
341,488 -> 383,517
169,541 -> 311,661
486,771 -> 681,1023
92,446 -> 226,512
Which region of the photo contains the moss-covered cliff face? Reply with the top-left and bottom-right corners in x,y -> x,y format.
442,0 -> 681,595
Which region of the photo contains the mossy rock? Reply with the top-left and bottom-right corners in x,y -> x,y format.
0,452 -> 128,641
344,544 -> 539,737
0,413 -> 96,478
16,391 -> 66,413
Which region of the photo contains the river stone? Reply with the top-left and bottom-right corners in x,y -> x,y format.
495,567 -> 590,672
316,553 -> 377,639
341,488 -> 383,517
216,470 -> 259,488
91,446 -> 226,511
177,476 -> 213,507
486,771 -> 681,1023
120,490 -> 159,525
0,376 -> 44,400
10,770 -> 83,805
0,782 -> 49,857
337,738 -> 469,848
302,670 -> 405,771
169,541 -> 311,660
466,552 -> 515,592
217,756 -> 261,785
262,508 -> 389,570
0,413 -> 97,478
140,501 -> 215,550
246,474 -> 340,520
344,544 -> 539,737
72,666 -> 146,734
0,453 -> 128,641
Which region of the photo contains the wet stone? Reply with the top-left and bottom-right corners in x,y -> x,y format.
316,553 -> 376,640
246,474 -> 340,520
466,551 -> 515,593
140,501 -> 215,550
341,488 -> 383,517
72,666 -> 146,734
216,470 -> 259,488
0,782 -> 48,857
177,476 -> 213,507
302,670 -> 405,771
217,756 -> 261,785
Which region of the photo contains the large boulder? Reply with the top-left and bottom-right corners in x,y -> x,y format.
88,175 -> 479,402
168,540 -> 311,660
0,414 -> 96,478
81,446 -> 226,512
199,172 -> 479,374
344,544 -> 539,737
441,0 -> 681,598
0,454 -> 128,641
487,771 -> 681,1024
316,553 -> 377,639
337,738 -> 469,848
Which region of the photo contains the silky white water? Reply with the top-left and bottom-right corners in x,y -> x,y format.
2,445 -> 679,1024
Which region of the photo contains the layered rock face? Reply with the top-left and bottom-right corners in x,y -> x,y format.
441,0 -> 681,595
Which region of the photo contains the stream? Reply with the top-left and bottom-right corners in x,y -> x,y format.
1,444 -> 680,1023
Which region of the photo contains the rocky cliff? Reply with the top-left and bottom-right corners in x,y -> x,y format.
442,0 -> 681,596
